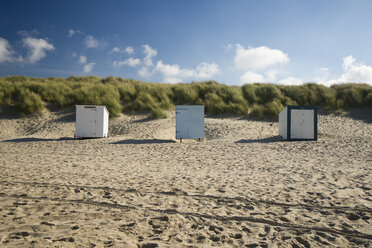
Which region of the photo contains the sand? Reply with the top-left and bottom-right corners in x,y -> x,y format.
0,108 -> 371,247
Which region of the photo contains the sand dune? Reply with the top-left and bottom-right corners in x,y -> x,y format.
0,108 -> 371,247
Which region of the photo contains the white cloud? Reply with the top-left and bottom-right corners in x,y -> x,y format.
123,57 -> 140,67
339,65 -> 372,82
233,44 -> 290,84
72,52 -> 77,57
110,47 -> 121,53
279,77 -> 303,85
110,46 -> 135,54
239,71 -> 264,84
235,45 -> 289,71
84,35 -> 99,48
264,69 -> 279,82
273,57 -> 372,86
325,80 -> 338,86
83,62 -> 95,73
142,44 -> 157,67
311,67 -> 331,85
138,66 -> 151,77
0,37 -> 17,63
79,55 -> 87,64
239,68 -> 285,84
134,44 -> 220,83
113,57 -> 140,67
112,61 -> 122,67
338,56 -> 372,83
155,61 -> 220,83
342,55 -> 356,71
68,29 -> 82,37
68,29 -> 75,37
319,56 -> 372,85
194,62 -> 220,78
222,43 -> 234,51
163,77 -> 182,83
125,46 -> 134,54
155,61 -> 192,82
22,37 -> 54,63
18,30 -> 39,37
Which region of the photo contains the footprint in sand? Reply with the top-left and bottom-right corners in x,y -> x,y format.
139,243 -> 158,248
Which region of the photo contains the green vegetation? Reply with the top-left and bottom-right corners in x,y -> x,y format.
0,76 -> 371,119
149,107 -> 168,120
15,88 -> 44,115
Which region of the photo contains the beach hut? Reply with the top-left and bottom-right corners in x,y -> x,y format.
75,105 -> 109,138
176,105 -> 204,142
279,106 -> 317,141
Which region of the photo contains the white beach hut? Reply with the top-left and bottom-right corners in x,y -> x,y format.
176,105 -> 204,142
279,106 -> 317,141
75,105 -> 109,138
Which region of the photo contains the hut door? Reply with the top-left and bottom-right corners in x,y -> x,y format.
176,108 -> 188,138
188,107 -> 204,139
291,110 -> 314,139
301,110 -> 314,139
85,107 -> 97,136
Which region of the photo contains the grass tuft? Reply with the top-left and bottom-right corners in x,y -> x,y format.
251,104 -> 265,119
150,107 -> 168,120
15,88 -> 44,115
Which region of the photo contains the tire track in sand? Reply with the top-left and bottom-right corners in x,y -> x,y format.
1,180 -> 371,214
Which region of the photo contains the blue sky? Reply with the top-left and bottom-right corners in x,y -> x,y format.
1,0 -> 372,86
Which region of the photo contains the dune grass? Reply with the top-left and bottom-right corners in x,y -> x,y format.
0,75 -> 371,118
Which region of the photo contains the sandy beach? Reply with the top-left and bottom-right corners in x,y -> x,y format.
0,108 -> 371,247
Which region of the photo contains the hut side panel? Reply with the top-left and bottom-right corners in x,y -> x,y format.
94,107 -> 108,137
279,107 -> 287,140
102,108 -> 109,137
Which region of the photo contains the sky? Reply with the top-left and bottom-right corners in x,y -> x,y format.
1,0 -> 372,86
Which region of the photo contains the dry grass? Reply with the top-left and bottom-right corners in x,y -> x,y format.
0,76 -> 371,118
